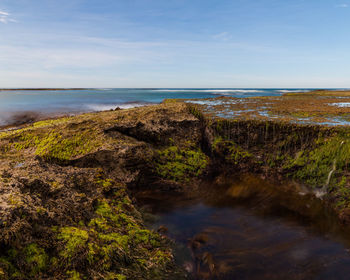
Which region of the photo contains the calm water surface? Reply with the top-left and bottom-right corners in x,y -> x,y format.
137,175 -> 350,280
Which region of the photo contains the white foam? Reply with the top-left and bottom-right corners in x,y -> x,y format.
279,90 -> 310,93
154,89 -> 263,93
185,100 -> 231,106
118,103 -> 147,109
85,103 -> 146,111
330,102 -> 350,108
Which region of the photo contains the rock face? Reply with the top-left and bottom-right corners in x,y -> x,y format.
0,101 -> 350,279
200,116 -> 350,224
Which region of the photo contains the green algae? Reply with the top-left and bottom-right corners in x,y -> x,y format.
0,112 -> 124,162
58,227 -> 89,260
0,256 -> 22,280
55,193 -> 173,279
32,117 -> 71,128
95,178 -> 113,190
285,133 -> 350,187
162,99 -> 181,104
2,124 -> 107,162
25,244 -> 48,275
0,245 -> 48,279
0,117 -> 71,140
104,273 -> 127,280
66,270 -> 82,280
188,104 -> 205,121
212,136 -> 253,164
155,144 -> 209,182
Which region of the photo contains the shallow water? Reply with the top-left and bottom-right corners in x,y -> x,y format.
137,175 -> 350,279
0,88 -> 307,125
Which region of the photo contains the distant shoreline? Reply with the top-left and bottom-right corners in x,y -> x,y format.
0,88 -> 89,91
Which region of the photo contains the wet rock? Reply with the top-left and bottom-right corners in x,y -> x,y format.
189,240 -> 202,251
201,252 -> 215,275
183,261 -> 194,273
6,111 -> 41,126
340,208 -> 350,224
193,233 -> 209,244
157,225 -> 168,234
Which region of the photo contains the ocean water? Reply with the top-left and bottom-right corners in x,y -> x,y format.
0,88 -> 314,125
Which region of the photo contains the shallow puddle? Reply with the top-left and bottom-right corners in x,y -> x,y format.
137,175 -> 350,279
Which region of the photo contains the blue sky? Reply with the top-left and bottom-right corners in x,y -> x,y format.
1,0 -> 350,88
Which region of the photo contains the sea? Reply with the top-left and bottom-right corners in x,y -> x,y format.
0,88 -> 331,126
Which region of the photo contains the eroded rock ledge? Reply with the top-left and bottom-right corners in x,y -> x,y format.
0,101 -> 350,279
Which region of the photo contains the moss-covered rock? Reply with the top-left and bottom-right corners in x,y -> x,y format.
155,142 -> 209,182
0,103 -> 195,279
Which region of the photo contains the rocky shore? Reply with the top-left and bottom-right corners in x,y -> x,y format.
1,98 -> 350,279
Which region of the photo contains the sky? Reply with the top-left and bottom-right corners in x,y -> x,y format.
1,0 -> 350,88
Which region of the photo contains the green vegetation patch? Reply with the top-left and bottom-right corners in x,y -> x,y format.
187,104 -> 205,120
212,136 -> 253,165
155,142 -> 209,182
2,122 -> 109,162
0,244 -> 48,279
285,133 -> 350,187
0,256 -> 23,280
58,227 -> 89,260
32,117 -> 71,128
34,129 -> 104,161
56,190 -> 173,279
0,179 -> 174,279
25,244 -> 49,275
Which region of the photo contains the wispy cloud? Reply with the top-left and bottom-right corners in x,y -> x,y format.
336,4 -> 349,8
0,9 -> 16,23
212,32 -> 231,41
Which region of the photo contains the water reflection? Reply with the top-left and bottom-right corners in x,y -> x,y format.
137,174 -> 350,280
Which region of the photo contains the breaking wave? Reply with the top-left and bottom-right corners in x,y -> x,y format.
154,89 -> 264,93
84,102 -> 149,111
278,90 -> 310,93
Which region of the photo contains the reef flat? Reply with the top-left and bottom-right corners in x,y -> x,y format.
186,90 -> 350,125
283,89 -> 350,97
1,94 -> 350,279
